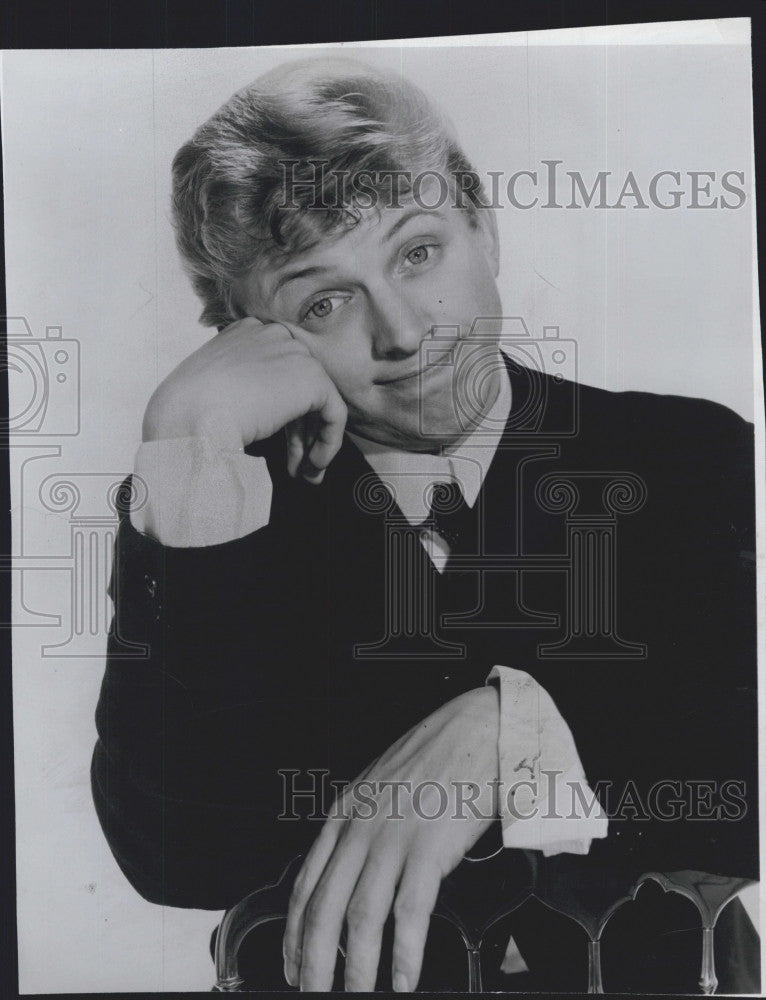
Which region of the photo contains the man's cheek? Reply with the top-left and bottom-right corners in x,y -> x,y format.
309,353 -> 358,396
338,380 -> 379,421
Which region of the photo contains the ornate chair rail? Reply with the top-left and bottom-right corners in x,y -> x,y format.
212,856 -> 754,994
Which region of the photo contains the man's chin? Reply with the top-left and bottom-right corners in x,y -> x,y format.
349,414 -> 476,454
409,394 -> 496,451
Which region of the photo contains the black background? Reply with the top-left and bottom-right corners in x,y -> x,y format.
1,2 -> 764,997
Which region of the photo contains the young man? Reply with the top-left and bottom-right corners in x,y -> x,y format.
92,57 -> 758,992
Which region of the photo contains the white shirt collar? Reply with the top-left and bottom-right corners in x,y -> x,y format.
347,355 -> 512,526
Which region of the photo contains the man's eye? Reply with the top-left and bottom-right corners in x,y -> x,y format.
405,245 -> 432,266
303,294 -> 348,322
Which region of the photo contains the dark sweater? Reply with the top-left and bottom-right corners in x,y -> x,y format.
92,361 -> 758,911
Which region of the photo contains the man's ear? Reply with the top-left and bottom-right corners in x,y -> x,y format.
473,207 -> 500,277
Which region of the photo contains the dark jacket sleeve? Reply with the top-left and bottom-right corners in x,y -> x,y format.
92,392 -> 759,908
91,497 -> 320,910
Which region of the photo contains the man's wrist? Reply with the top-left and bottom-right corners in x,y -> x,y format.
143,389 -> 244,453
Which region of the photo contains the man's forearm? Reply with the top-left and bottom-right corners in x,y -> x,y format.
131,436 -> 273,546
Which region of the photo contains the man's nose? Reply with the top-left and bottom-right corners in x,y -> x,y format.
368,288 -> 426,361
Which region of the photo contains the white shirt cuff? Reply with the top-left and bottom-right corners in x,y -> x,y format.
487,665 -> 609,856
130,437 -> 273,547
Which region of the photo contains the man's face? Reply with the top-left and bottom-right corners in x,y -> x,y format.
235,198 -> 504,452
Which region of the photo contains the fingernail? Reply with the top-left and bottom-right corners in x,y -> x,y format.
302,466 -> 325,484
393,971 -> 409,992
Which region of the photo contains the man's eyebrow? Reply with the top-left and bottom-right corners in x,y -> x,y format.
382,207 -> 441,244
269,208 -> 440,298
270,264 -> 330,298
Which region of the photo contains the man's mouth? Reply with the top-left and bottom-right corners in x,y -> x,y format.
374,349 -> 457,386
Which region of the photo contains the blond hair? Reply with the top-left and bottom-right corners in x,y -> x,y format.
171,57 -> 485,328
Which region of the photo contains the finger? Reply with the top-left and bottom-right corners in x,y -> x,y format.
391,854 -> 442,993
298,834 -> 370,991
285,418 -> 305,478
217,315 -> 266,337
297,412 -> 326,485
276,324 -> 347,482
283,817 -> 344,986
306,380 -> 347,472
286,375 -> 346,484
343,845 -> 403,992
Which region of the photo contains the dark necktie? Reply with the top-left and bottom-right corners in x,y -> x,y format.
427,480 -> 478,556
